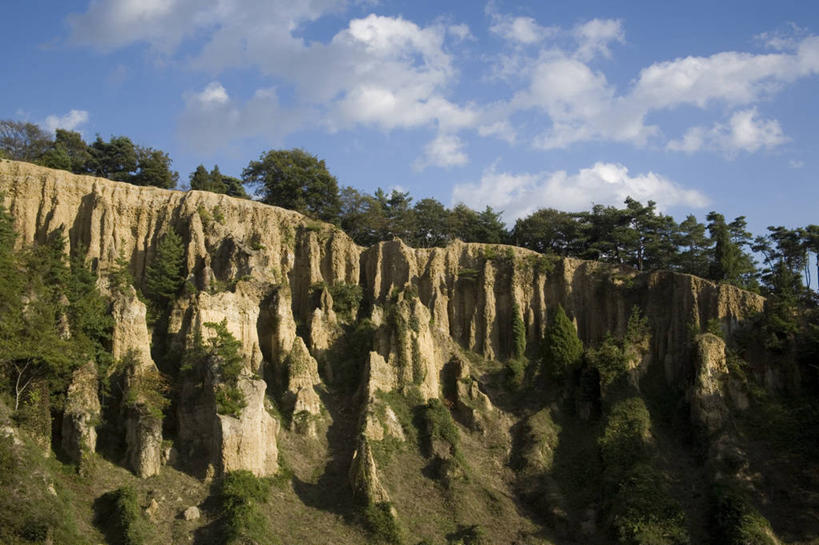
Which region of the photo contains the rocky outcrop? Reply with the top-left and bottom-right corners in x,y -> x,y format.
690,334 -> 732,437
214,376 -> 279,477
61,361 -> 100,463
0,160 -> 769,490
125,405 -> 163,478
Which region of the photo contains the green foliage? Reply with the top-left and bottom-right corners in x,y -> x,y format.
610,464 -> 689,545
0,120 -> 52,162
585,335 -> 629,390
328,282 -> 363,320
511,303 -> 526,360
204,320 -> 247,418
108,250 -> 134,293
108,486 -> 152,545
362,502 -> 403,544
219,470 -> 278,545
0,433 -> 85,544
599,397 -> 652,475
243,149 -> 341,223
144,229 -> 185,318
120,350 -> 170,420
328,318 -> 377,391
419,398 -> 460,454
711,483 -> 777,545
542,304 -> 583,380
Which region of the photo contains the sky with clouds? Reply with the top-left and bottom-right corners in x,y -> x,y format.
2,0 -> 818,233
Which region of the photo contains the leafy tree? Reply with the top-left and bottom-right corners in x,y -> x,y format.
242,148 -> 341,222
411,198 -> 450,248
339,186 -> 383,246
512,208 -> 580,255
40,129 -> 93,173
131,146 -> 178,188
144,229 -> 185,314
542,304 -> 583,380
88,136 -> 138,181
0,120 -> 52,162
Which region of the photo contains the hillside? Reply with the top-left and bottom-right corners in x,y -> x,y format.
0,159 -> 816,545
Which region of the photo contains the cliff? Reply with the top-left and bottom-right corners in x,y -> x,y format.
2,159 -> 798,545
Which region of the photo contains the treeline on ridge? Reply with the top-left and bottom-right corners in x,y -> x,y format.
3,120 -> 818,307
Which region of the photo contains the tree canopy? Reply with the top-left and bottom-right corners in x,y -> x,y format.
242,149 -> 341,222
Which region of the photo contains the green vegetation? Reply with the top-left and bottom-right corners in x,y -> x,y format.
205,320 -> 247,418
120,350 -> 170,420
243,148 -> 341,223
0,432 -> 85,544
328,282 -> 363,320
108,486 -> 153,545
711,483 -> 777,545
219,470 -> 278,545
190,164 -> 248,198
542,304 -> 583,380
362,501 -> 403,544
143,229 -> 185,320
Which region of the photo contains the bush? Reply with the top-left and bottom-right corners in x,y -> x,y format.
599,397 -> 652,475
219,470 -> 278,545
110,486 -> 151,545
420,398 -> 459,452
711,483 -> 777,545
328,282 -> 363,320
511,303 -> 526,360
362,502 -> 403,544
542,304 -> 583,380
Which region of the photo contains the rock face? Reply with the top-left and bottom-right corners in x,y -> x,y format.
0,160 -> 768,486
61,361 -> 100,463
214,377 -> 279,477
690,333 -> 732,437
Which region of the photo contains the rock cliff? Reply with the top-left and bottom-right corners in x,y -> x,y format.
1,160 -> 786,543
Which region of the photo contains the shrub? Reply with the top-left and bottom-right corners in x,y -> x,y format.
585,335 -> 629,390
219,470 -> 278,545
711,483 -> 777,545
599,397 -> 652,474
419,398 -> 460,457
111,486 -> 151,545
511,303 -> 526,360
362,502 -> 403,544
329,282 -> 363,320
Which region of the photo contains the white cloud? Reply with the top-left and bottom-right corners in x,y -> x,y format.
414,133 -> 468,170
452,162 -> 709,223
67,0 -> 819,160
789,159 -> 805,168
178,82 -> 307,153
668,108 -> 788,155
573,19 -> 624,61
756,23 -> 809,51
42,109 -> 89,133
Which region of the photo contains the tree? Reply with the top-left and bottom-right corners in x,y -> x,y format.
131,146 -> 178,188
144,230 -> 185,313
512,208 -> 579,255
706,212 -> 757,289
542,304 -> 583,380
411,198 -> 450,248
88,136 -> 138,181
0,120 -> 52,162
242,149 -> 341,222
675,214 -> 711,277
40,129 -> 92,174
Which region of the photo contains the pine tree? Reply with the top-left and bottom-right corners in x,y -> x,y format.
144,229 -> 185,312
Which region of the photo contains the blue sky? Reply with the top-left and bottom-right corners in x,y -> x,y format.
3,0 -> 819,234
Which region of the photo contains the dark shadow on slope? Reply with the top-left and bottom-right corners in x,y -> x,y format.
290,390 -> 359,520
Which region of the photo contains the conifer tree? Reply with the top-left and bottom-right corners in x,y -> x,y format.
144,229 -> 185,312
542,304 -> 583,380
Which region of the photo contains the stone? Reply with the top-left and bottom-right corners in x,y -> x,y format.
61,361 -> 101,463
183,506 -> 200,521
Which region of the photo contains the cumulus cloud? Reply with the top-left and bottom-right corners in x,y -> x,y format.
178,82 -> 307,153
573,19 -> 624,61
452,162 -> 709,223
67,1 -> 819,160
667,108 -> 788,155
414,133 -> 468,170
42,109 -> 89,133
